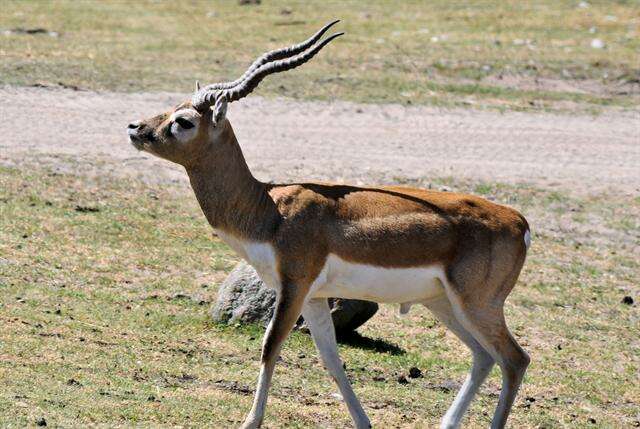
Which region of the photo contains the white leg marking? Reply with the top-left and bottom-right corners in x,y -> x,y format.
441,286 -> 528,429
425,298 -> 494,429
302,298 -> 371,429
241,314 -> 279,429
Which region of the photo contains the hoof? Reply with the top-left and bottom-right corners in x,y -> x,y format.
239,420 -> 260,429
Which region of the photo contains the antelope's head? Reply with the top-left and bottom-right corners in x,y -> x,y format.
127,21 -> 343,167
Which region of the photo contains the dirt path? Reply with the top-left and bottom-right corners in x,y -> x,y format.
1,86 -> 638,194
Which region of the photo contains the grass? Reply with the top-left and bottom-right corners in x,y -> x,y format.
1,0 -> 639,111
1,165 -> 638,428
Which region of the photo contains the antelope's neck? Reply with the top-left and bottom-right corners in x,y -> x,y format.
185,128 -> 280,243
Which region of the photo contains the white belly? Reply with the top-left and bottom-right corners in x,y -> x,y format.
311,254 -> 446,304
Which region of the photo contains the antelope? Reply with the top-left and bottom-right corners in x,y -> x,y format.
126,21 -> 531,429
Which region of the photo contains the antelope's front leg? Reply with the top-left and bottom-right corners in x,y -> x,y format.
302,298 -> 371,429
240,286 -> 307,429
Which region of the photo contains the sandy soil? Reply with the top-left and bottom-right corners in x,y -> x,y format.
1,86 -> 638,195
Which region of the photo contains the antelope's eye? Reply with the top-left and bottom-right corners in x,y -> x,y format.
175,117 -> 194,129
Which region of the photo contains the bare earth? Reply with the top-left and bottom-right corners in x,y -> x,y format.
1,86 -> 638,195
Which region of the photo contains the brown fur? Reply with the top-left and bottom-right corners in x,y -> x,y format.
164,114 -> 529,293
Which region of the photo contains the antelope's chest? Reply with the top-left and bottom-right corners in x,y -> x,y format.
215,231 -> 280,290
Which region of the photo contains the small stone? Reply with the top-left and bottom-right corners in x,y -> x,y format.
408,367 -> 422,379
74,205 -> 100,213
397,375 -> 409,385
372,375 -> 386,382
590,39 -> 605,49
66,378 -> 81,386
588,417 -> 596,424
36,418 -> 47,426
622,296 -> 634,305
297,352 -> 306,359
330,392 -> 343,401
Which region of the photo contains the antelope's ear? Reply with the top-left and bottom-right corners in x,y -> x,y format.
211,94 -> 228,127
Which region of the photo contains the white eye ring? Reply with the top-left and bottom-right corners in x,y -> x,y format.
168,109 -> 200,142
170,121 -> 197,141
170,122 -> 182,135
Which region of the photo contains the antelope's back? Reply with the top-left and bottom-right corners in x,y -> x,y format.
269,183 -> 528,269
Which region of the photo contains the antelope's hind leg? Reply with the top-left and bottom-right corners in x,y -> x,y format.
444,262 -> 530,428
424,297 -> 495,429
445,298 -> 529,429
302,298 -> 371,429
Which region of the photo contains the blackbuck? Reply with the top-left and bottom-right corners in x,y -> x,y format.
127,21 -> 531,429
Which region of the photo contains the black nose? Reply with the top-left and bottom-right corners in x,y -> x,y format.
128,121 -> 141,130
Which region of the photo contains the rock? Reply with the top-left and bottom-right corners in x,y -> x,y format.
408,367 -> 422,379
211,262 -> 276,326
622,296 -> 634,305
325,297 -> 379,334
35,418 -> 47,427
211,261 -> 378,334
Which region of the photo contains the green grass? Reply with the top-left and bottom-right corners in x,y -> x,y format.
1,0 -> 638,111
1,165 -> 638,428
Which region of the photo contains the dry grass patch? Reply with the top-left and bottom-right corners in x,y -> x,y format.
1,1 -> 638,111
0,166 -> 638,427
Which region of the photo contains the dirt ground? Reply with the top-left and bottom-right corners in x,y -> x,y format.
1,85 -> 638,195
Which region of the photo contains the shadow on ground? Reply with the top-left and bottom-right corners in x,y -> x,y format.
337,331 -> 405,356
